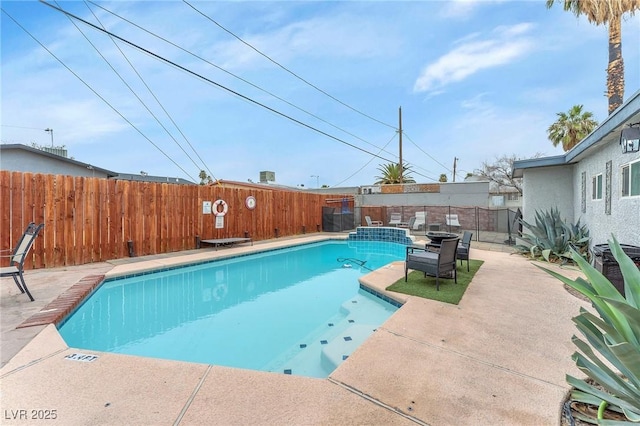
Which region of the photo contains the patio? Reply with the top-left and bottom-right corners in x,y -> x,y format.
1,234 -> 588,425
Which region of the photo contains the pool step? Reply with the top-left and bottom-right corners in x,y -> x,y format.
320,324 -> 377,371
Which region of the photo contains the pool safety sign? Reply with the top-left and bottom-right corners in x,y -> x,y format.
215,216 -> 224,229
203,201 -> 212,214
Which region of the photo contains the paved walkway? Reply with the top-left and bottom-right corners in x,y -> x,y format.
1,234 -> 588,425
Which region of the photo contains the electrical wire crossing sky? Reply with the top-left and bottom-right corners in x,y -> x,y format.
2,1 -> 638,187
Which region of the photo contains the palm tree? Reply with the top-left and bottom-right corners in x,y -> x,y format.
198,169 -> 212,185
547,105 -> 599,151
546,0 -> 639,115
374,163 -> 416,184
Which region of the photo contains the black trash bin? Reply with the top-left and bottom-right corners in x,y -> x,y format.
592,243 -> 640,295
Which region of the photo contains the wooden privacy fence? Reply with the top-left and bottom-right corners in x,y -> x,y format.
1,171 -> 353,270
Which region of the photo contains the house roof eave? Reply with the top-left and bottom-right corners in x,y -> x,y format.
565,90 -> 640,163
0,143 -> 118,177
512,155 -> 567,178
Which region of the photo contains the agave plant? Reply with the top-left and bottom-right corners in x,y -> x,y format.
568,219 -> 592,261
540,236 -> 640,424
516,207 -> 590,263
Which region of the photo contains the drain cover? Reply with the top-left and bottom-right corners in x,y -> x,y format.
64,353 -> 98,362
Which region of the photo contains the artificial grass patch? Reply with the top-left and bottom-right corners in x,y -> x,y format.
386,259 -> 484,305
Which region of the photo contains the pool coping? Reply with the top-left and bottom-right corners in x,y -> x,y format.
16,275 -> 105,329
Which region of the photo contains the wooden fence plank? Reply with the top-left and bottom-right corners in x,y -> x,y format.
121,180 -> 131,256
72,177 -> 84,266
63,175 -> 74,266
106,180 -> 114,260
21,173 -> 34,270
81,177 -> 92,264
105,179 -> 117,260
133,181 -> 144,256
52,175 -> 64,267
32,174 -> 47,269
0,171 -> 11,261
91,177 -> 101,262
2,173 -> 20,266
10,172 -> 23,248
159,183 -> 167,254
142,182 -> 152,255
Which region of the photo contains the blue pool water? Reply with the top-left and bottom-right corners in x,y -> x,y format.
58,240 -> 406,378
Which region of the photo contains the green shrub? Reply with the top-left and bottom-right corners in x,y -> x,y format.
540,236 -> 640,424
516,207 -> 590,263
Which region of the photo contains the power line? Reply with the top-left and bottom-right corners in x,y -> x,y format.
331,131 -> 398,187
183,0 -> 397,131
40,1 -> 398,164
403,132 -> 453,174
59,1 -> 208,179
81,0 -> 218,181
401,160 -> 438,182
86,0 -> 398,160
1,7 -> 197,181
331,130 -> 439,186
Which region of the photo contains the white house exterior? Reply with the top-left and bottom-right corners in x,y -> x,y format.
513,90 -> 640,247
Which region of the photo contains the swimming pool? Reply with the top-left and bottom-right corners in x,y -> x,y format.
58,240 -> 406,378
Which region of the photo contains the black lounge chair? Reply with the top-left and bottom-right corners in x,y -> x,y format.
0,222 -> 44,301
405,237 -> 459,291
457,231 -> 473,271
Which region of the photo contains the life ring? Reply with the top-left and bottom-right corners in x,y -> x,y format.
213,199 -> 228,216
245,195 -> 256,210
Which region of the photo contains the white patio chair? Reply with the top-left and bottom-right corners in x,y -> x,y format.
413,211 -> 426,230
365,216 -> 383,227
445,214 -> 461,231
388,213 -> 403,226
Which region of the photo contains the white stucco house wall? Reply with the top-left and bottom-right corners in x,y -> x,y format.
513,90 -> 640,247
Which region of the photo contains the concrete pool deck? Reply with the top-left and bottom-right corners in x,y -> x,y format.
1,234 -> 589,425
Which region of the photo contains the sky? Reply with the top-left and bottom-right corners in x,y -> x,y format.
1,1 -> 639,188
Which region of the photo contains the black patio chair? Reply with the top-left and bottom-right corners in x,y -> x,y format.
405,237 -> 459,291
0,222 -> 44,301
457,231 -> 473,271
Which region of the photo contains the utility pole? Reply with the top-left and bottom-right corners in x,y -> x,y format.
452,157 -> 458,182
398,107 -> 403,183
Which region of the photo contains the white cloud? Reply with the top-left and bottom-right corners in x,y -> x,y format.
440,0 -> 484,19
413,23 -> 535,93
207,13 -> 400,71
451,94 -> 562,165
439,0 -> 508,19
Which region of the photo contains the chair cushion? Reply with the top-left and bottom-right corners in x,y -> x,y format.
0,266 -> 19,276
408,251 -> 438,261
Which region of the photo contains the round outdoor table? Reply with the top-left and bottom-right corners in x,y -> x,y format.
425,231 -> 458,245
